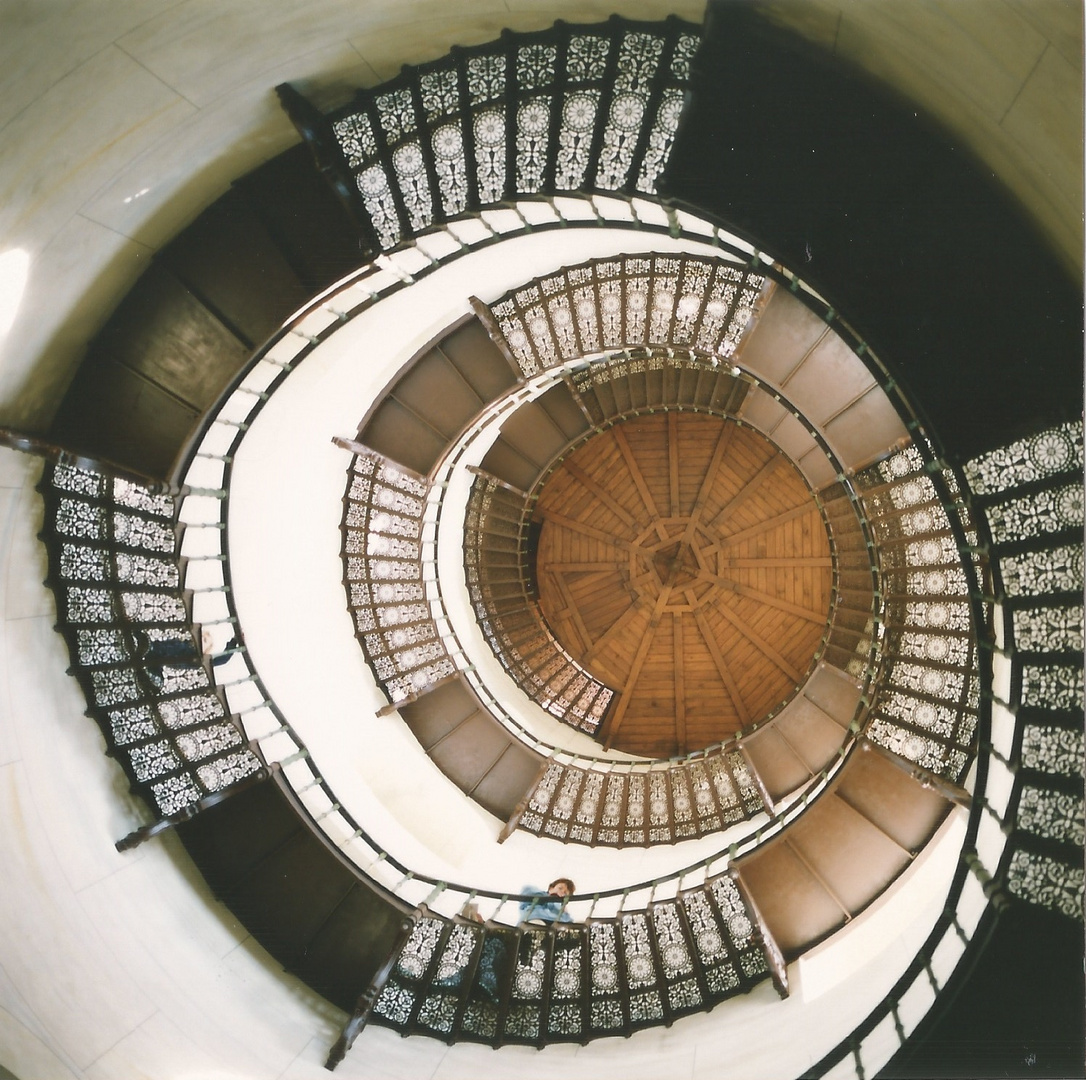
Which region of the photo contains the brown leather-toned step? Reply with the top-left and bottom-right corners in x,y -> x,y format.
737,841 -> 847,957
86,265 -> 249,412
49,357 -> 200,479
361,317 -> 517,476
158,187 -> 311,347
292,884 -> 407,1012
232,143 -> 366,293
835,742 -> 953,854
437,318 -> 520,402
735,742 -> 955,957
177,779 -> 406,1014
399,678 -> 544,821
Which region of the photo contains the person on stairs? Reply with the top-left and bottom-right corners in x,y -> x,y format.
518,878 -> 576,924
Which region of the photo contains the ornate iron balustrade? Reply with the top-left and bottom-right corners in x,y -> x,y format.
23,10 -> 1079,1071
365,872 -> 774,1049
341,448 -> 459,706
34,402 -> 1001,1074
38,462 -> 263,827
851,446 -> 981,784
281,17 -> 700,252
802,422 -> 1082,1079
963,421 -> 1084,920
475,251 -> 766,377
464,473 -> 616,735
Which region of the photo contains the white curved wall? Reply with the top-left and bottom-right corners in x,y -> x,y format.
757,0 -> 1082,277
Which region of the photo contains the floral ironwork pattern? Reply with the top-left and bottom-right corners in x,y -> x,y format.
40,464 -> 260,817
315,19 -> 700,250
486,253 -> 765,378
464,474 -> 613,733
342,450 -> 455,704
964,423 -> 1084,920
853,448 -> 979,782
372,876 -> 769,1044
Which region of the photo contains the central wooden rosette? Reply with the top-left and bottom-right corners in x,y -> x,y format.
534,412 -> 833,757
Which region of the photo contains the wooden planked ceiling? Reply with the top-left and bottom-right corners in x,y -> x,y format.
535,413 -> 833,757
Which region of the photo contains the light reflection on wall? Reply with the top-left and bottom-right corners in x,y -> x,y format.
0,249 -> 29,339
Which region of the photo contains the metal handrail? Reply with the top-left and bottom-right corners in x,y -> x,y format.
171,192 -> 985,943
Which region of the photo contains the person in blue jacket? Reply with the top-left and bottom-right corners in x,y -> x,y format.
518,878 -> 576,923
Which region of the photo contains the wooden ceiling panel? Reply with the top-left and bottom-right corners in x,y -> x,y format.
535,413 -> 835,756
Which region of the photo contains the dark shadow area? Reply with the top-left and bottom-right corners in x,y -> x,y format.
881,905 -> 1085,1079
664,2 -> 1083,462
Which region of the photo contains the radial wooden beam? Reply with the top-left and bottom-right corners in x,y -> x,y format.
708,454 -> 784,527
540,509 -> 633,550
717,556 -> 832,569
546,563 -> 621,576
693,609 -> 752,726
673,612 -> 687,755
685,422 -> 737,536
710,501 -> 822,550
565,461 -> 638,530
546,570 -> 594,656
600,587 -> 672,748
581,595 -> 647,664
611,426 -> 660,520
668,410 -> 681,517
707,574 -> 827,623
711,602 -> 803,682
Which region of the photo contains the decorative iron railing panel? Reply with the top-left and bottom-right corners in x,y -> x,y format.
568,348 -> 750,421
516,750 -> 766,846
851,447 -> 980,783
341,449 -> 456,704
465,473 -> 614,734
963,421 -> 1084,920
39,463 -> 262,819
478,252 -> 766,377
371,873 -> 771,1045
305,18 -> 700,250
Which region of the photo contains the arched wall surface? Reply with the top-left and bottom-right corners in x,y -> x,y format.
755,0 -> 1082,279
0,1 -> 1079,432
0,4 -> 1079,1079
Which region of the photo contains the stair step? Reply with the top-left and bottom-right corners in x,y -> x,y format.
175,775 -> 301,889
177,779 -> 406,1014
50,263 -> 251,477
361,316 -> 518,476
233,143 -> 365,292
157,187 -> 311,347
50,358 -> 199,479
438,319 -> 520,402
294,883 -> 407,1012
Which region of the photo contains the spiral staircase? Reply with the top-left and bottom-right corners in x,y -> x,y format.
6,5 -> 1082,1079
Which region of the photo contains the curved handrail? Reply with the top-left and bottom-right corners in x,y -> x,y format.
799,434 -> 1026,1079
168,197 -> 980,896
32,162 -> 1008,1080
451,353 -> 877,753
